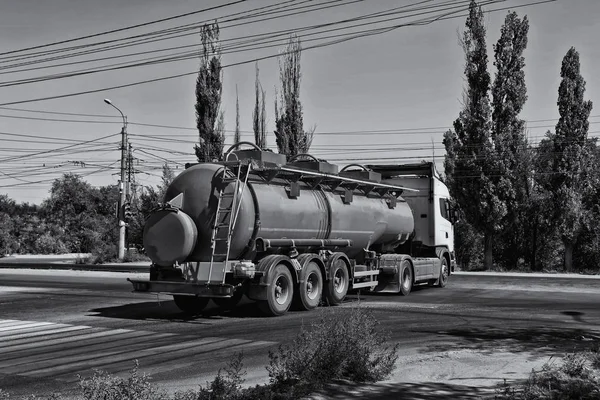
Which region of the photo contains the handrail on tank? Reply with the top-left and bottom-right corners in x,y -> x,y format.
288,153 -> 320,163
339,164 -> 370,172
224,141 -> 262,160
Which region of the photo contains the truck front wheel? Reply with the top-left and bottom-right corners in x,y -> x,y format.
400,260 -> 413,296
258,263 -> 294,316
437,257 -> 449,288
173,295 -> 209,315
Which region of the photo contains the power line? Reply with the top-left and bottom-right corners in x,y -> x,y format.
0,0 -> 309,66
0,0 -> 247,58
0,0 -> 480,87
0,133 -> 119,163
0,0 -> 546,106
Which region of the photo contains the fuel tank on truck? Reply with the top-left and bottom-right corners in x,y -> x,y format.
143,161 -> 415,266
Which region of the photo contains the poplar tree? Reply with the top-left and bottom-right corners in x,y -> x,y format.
548,47 -> 594,271
490,12 -> 529,267
252,63 -> 267,149
235,85 -> 241,144
443,0 -> 504,270
194,22 -> 224,162
274,35 -> 313,156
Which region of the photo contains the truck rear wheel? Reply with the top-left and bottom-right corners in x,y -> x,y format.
173,295 -> 209,315
324,256 -> 349,306
294,260 -> 323,311
258,263 -> 294,316
399,260 -> 413,296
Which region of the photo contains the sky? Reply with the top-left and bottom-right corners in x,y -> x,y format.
0,0 -> 598,204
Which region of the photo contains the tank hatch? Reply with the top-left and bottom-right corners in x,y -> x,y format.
339,170 -> 382,183
287,153 -> 339,174
232,149 -> 286,165
339,164 -> 382,182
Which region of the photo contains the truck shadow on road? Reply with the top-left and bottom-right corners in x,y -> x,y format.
88,299 -> 279,322
418,325 -> 600,358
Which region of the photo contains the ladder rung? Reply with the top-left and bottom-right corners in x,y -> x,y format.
213,253 -> 228,257
214,238 -> 229,241
214,223 -> 231,228
220,193 -> 235,198
221,177 -> 237,182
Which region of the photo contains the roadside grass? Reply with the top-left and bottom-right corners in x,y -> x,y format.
495,345 -> 600,399
0,306 -> 399,400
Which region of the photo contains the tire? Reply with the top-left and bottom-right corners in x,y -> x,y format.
399,260 -> 413,296
173,295 -> 209,315
437,257 -> 449,288
324,256 -> 349,306
212,288 -> 244,310
258,263 -> 294,316
293,260 -> 323,311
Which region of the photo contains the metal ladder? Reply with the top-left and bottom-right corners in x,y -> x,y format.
207,159 -> 250,284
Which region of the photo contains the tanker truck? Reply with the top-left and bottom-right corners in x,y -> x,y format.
128,143 -> 457,317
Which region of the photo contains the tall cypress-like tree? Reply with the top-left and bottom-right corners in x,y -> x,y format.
234,85 -> 241,144
443,0 -> 504,270
548,47 -> 594,271
260,86 -> 267,149
252,63 -> 267,149
490,12 -> 529,267
194,22 -> 223,162
274,35 -> 313,156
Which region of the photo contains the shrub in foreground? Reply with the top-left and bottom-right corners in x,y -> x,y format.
495,349 -> 600,400
0,306 -> 399,400
266,306 -> 399,398
77,361 -> 165,400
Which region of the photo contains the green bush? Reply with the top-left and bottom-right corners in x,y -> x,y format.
266,306 -> 399,398
87,241 -> 118,264
78,361 -> 165,400
495,351 -> 600,400
34,232 -> 69,255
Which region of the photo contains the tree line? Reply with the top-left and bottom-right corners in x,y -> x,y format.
444,0 -> 598,272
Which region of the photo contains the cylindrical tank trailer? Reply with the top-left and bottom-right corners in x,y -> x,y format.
131,145 -> 451,316
143,162 -> 415,267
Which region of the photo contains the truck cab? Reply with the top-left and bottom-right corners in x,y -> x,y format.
368,162 -> 457,272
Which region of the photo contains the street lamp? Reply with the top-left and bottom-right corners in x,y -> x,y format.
104,98 -> 128,261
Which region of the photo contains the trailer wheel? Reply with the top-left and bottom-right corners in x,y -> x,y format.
258,263 -> 294,316
173,295 -> 209,315
294,260 -> 323,311
324,257 -> 349,306
399,260 -> 413,296
212,288 -> 244,310
437,257 -> 449,288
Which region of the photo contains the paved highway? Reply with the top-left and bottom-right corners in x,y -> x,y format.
0,269 -> 599,399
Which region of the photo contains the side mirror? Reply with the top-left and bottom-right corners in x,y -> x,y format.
452,209 -> 460,224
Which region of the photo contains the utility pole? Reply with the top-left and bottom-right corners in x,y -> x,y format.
127,142 -> 133,196
104,98 -> 128,261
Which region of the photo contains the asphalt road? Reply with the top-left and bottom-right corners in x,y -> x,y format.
0,269 -> 599,399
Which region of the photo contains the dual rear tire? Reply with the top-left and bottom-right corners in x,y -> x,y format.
258,254 -> 350,316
